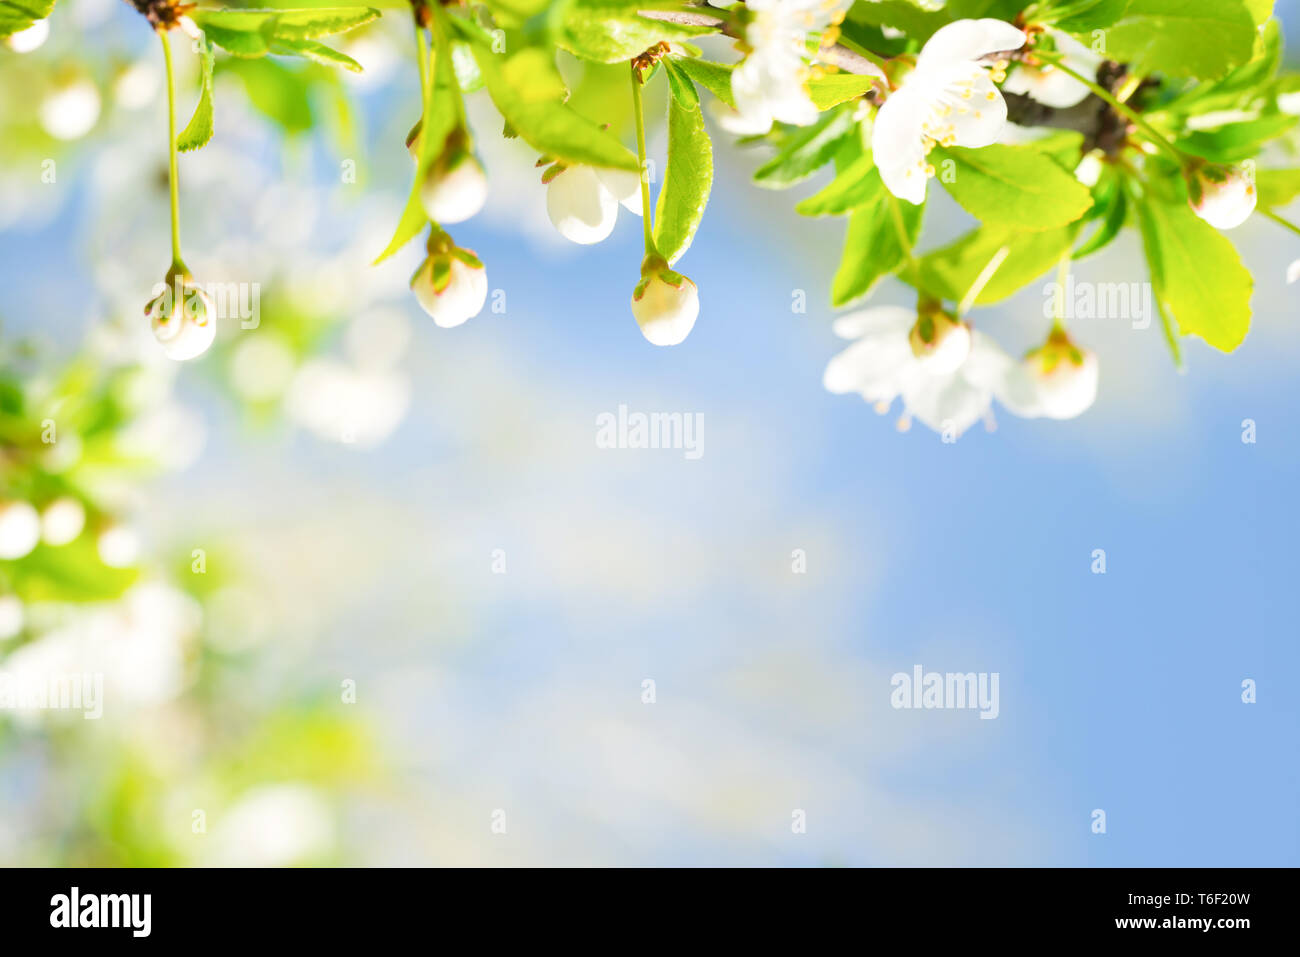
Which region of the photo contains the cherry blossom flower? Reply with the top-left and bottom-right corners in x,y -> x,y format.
410,239 -> 487,328
823,305 -> 1011,435
873,18 -> 1026,204
1003,29 -> 1100,109
728,0 -> 861,135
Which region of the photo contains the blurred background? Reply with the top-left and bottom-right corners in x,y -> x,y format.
0,0 -> 1297,866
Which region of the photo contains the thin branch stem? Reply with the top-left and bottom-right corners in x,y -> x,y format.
159,28 -> 184,272
1260,207 -> 1300,238
1035,52 -> 1185,163
415,22 -> 430,115
630,62 -> 655,255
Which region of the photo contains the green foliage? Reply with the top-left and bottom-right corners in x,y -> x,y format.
753,110 -> 856,189
653,62 -> 713,266
1136,191 -> 1254,352
473,45 -> 639,171
1101,0 -> 1257,80
909,223 -> 1079,306
935,144 -> 1094,230
550,0 -> 717,64
190,6 -> 379,64
177,39 -> 216,153
0,0 -> 52,39
832,190 -> 924,307
796,151 -> 883,217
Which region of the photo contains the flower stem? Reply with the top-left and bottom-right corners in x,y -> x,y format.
415,22 -> 430,115
1035,52 -> 1185,163
159,29 -> 184,273
1260,207 -> 1300,238
630,61 -> 656,255
1051,249 -> 1071,331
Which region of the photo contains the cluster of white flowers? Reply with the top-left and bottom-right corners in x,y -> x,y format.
824,306 -> 1099,435
716,0 -> 857,135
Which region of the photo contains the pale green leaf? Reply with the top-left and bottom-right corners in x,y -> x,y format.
832,190 -> 923,307
472,46 -> 639,171
549,0 -> 717,64
935,144 -> 1094,230
0,0 -> 53,39
1136,193 -> 1253,352
653,63 -> 712,266
1102,0 -> 1256,80
177,40 -> 216,152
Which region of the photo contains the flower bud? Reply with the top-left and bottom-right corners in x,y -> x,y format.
547,165 -> 618,245
631,258 -> 699,346
0,500 -> 41,560
420,148 -> 488,225
1187,164 -> 1256,230
411,238 -> 487,328
1018,328 -> 1099,420
147,273 -> 216,361
908,309 -> 971,375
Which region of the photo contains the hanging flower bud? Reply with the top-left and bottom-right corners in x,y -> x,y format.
418,129 -> 488,225
1187,163 -> 1256,230
544,162 -> 641,245
0,500 -> 41,560
146,270 -> 216,361
631,255 -> 699,347
411,230 -> 488,328
908,308 -> 972,375
996,327 -> 1099,420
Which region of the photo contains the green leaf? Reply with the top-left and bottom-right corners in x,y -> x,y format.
808,73 -> 879,111
845,0 -> 950,44
1072,182 -> 1128,259
653,63 -> 712,266
1255,168 -> 1300,208
1135,192 -> 1253,352
911,224 -> 1078,305
223,56 -> 314,132
1048,0 -> 1131,33
190,7 -> 381,40
935,144 -> 1094,230
831,188 -> 924,307
0,0 -> 53,39
672,58 -> 735,108
374,27 -> 461,264
549,0 -> 718,64
1101,0 -> 1256,80
795,152 -> 882,217
753,109 -> 855,189
191,6 -> 379,59
472,46 -> 639,171
1178,115 -> 1297,164
177,40 -> 216,152
270,38 -> 364,72
663,58 -> 699,111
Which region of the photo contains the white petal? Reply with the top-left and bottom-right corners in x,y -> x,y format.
1287,259 -> 1300,285
822,331 -> 915,401
1003,62 -> 1090,109
546,165 -> 618,244
872,86 -> 930,204
632,276 -> 699,346
595,167 -> 643,214
916,18 -> 1026,74
901,371 -> 992,436
929,64 -> 1008,149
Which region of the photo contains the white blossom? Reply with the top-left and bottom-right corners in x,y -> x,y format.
873,18 -> 1026,204
546,164 -> 641,245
